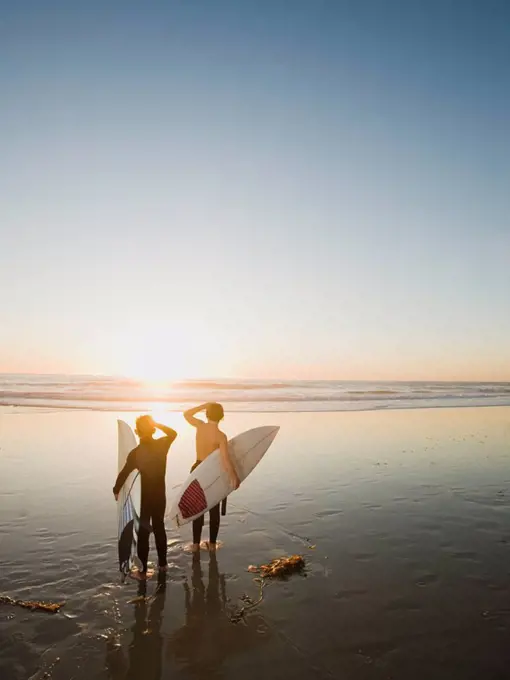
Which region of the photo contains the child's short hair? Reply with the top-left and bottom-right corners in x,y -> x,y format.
206,402 -> 224,422
136,415 -> 155,435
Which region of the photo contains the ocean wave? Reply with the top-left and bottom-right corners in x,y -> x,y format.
1,390 -> 510,405
347,389 -> 400,395
172,381 -> 289,390
2,398 -> 510,415
1,375 -> 510,412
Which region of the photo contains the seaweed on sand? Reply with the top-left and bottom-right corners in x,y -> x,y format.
230,555 -> 306,624
0,594 -> 65,613
257,554 -> 306,579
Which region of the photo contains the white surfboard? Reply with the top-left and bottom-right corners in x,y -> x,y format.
168,425 -> 279,528
117,420 -> 141,574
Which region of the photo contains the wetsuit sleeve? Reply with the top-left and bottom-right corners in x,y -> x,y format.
113,450 -> 137,495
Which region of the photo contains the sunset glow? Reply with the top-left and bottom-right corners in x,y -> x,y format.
1,2 -> 509,382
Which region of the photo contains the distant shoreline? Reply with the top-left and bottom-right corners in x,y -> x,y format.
2,401 -> 510,416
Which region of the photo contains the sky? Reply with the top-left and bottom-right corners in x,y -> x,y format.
1,0 -> 509,381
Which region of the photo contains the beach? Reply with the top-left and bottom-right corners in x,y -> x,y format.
1,405 -> 510,680
3,1 -> 509,676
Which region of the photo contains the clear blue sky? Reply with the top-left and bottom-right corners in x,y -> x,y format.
1,0 -> 509,380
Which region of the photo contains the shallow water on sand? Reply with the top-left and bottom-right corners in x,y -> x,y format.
1,407 -> 510,679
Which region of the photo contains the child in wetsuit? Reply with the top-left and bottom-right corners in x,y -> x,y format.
113,415 -> 177,579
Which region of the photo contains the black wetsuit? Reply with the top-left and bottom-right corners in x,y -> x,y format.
114,432 -> 176,572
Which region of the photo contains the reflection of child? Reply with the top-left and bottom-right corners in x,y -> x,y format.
105,571 -> 166,680
166,553 -> 270,673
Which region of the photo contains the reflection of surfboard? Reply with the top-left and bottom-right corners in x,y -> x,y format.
117,420 -> 141,574
168,426 -> 279,528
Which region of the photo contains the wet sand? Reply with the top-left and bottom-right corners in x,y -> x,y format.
1,406 -> 509,679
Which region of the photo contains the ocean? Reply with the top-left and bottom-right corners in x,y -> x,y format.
1,374 -> 510,412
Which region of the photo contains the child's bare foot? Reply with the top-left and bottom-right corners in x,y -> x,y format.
129,569 -> 147,581
208,542 -> 217,553
191,543 -> 200,554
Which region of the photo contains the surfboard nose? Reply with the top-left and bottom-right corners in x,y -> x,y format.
264,425 -> 280,443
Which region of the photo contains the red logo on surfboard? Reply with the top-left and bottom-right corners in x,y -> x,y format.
178,479 -> 207,519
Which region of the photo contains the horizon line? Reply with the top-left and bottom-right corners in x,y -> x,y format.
0,371 -> 509,384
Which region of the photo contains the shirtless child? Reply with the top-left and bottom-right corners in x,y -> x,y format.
183,402 -> 240,553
